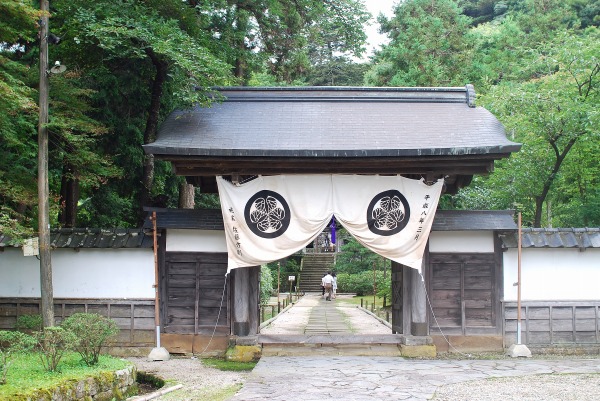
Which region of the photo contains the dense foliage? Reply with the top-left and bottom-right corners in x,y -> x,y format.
335,235 -> 391,299
0,0 -> 370,238
369,0 -> 599,227
1,0 -> 598,238
259,265 -> 274,306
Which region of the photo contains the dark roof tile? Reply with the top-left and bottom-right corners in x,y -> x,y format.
144,86 -> 521,158
432,210 -> 516,231
500,228 -> 600,249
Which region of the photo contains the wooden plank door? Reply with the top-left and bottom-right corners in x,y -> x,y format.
162,252 -> 229,334
428,253 -> 499,335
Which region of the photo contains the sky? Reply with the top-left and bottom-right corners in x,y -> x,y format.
363,0 -> 397,57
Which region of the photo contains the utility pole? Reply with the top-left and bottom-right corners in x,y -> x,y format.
38,0 -> 54,327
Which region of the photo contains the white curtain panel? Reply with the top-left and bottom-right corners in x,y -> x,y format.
216,175 -> 443,273
216,175 -> 334,270
332,175 -> 443,271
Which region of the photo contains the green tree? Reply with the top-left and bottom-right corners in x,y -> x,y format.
477,29 -> 600,227
0,1 -> 39,239
52,0 -> 232,225
335,237 -> 381,275
304,56 -> 370,86
366,0 -> 474,87
206,0 -> 370,84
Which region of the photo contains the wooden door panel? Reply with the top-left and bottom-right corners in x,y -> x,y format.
429,253 -> 498,332
162,252 -> 228,334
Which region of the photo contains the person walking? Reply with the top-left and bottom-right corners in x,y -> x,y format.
332,272 -> 337,299
322,271 -> 334,301
321,273 -> 326,298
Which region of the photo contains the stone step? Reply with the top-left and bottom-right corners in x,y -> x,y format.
258,334 -> 432,357
261,344 -> 402,357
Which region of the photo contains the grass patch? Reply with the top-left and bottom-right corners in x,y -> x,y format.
0,352 -> 131,399
336,295 -> 387,309
202,358 -> 257,371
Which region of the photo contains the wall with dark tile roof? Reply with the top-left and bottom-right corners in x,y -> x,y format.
500,228 -> 600,249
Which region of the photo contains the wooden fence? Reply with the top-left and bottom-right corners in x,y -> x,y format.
0,298 -> 156,351
259,294 -> 303,325
503,301 -> 600,347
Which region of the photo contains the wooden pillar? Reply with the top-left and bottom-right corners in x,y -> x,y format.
410,265 -> 428,336
231,266 -> 260,336
402,263 -> 429,336
402,265 -> 411,335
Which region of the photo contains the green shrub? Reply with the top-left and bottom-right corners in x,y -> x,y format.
35,327 -> 77,372
337,271 -> 391,297
0,331 -> 35,384
260,265 -> 274,306
15,314 -> 42,333
61,313 -> 119,366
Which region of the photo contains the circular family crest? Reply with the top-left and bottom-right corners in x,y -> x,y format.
366,190 -> 410,236
244,190 -> 291,238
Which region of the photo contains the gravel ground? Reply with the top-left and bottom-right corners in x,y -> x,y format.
127,356 -> 249,401
432,373 -> 600,401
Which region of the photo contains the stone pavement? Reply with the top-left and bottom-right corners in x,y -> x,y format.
227,294 -> 600,400
229,356 -> 600,401
260,293 -> 391,336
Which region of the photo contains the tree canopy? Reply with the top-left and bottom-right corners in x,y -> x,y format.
1,0 -> 599,239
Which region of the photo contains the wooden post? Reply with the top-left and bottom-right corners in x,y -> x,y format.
152,212 -> 161,347
373,261 -> 376,310
277,262 -> 281,306
38,0 -> 54,328
517,211 -> 523,344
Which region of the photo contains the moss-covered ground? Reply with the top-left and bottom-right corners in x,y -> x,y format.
0,352 -> 131,400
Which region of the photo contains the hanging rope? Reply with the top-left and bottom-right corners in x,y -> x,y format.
420,273 -> 472,358
199,272 -> 229,356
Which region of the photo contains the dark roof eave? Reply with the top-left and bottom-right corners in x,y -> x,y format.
143,144 -> 522,158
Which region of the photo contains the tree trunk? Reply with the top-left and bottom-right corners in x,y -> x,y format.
38,0 -> 54,328
58,162 -> 79,228
533,137 -> 577,227
139,49 -> 168,224
179,182 -> 195,209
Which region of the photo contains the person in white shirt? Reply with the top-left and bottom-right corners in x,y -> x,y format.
332,272 -> 337,299
322,272 -> 334,301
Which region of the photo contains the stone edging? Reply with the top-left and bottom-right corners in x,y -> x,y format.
16,365 -> 137,401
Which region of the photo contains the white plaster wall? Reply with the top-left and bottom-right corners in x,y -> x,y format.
503,248 -> 600,301
166,229 -> 227,252
428,231 -> 495,253
0,248 -> 154,298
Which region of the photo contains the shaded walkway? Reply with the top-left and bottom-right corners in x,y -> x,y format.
260,293 -> 390,336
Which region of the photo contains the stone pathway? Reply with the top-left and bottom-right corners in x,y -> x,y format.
232,294 -> 600,400
304,297 -> 353,335
260,293 -> 390,336
229,357 -> 600,401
